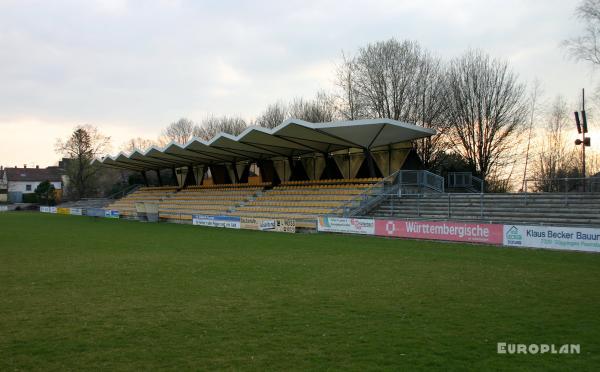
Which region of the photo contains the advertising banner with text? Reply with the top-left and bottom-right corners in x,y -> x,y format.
0,205 -> 8,212
192,215 -> 241,229
57,207 -> 70,215
240,217 -> 296,233
317,217 -> 375,235
374,219 -> 504,245
70,208 -> 83,216
39,206 -> 50,213
104,210 -> 120,219
504,224 -> 600,252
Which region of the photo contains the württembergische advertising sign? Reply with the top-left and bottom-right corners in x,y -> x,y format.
375,219 -> 504,245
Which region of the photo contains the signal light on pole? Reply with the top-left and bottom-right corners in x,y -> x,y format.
581,110 -> 589,133
575,137 -> 591,147
574,111 -> 582,134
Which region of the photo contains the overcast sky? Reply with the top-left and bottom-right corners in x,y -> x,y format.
0,0 -> 595,167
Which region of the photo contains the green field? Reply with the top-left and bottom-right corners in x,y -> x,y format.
1,212 -> 599,371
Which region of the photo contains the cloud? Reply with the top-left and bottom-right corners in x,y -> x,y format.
0,0 -> 594,165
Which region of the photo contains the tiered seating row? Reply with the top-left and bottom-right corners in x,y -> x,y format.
159,187 -> 259,220
106,188 -> 176,216
228,183 -> 373,226
274,183 -> 374,190
186,182 -> 271,189
268,188 -> 365,195
106,180 -> 378,228
280,177 -> 382,186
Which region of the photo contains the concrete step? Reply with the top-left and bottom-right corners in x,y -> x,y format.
367,214 -> 600,227
376,205 -> 600,215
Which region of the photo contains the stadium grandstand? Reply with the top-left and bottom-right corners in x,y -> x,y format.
98,118 -> 434,228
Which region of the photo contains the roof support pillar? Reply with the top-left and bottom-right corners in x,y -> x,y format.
323,153 -> 332,180
171,168 -> 177,186
232,162 -> 240,183
141,170 -> 149,186
156,169 -> 163,186
198,168 -> 205,185
364,149 -> 377,178
184,165 -> 196,187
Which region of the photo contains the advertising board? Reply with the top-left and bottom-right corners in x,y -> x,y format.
104,210 -> 120,219
192,215 -> 241,229
317,216 -> 375,235
240,217 -> 296,233
503,224 -> 600,252
374,219 -> 503,244
57,207 -> 70,215
70,208 -> 83,216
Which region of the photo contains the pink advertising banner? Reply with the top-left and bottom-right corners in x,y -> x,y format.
374,219 -> 504,245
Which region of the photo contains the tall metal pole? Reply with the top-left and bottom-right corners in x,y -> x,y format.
582,88 -> 586,182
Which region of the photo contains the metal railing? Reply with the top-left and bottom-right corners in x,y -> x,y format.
523,177 -> 600,193
336,170 -> 445,217
448,172 -> 484,193
523,177 -> 600,206
396,170 -> 445,195
334,169 -> 404,217
105,184 -> 142,200
372,193 -> 488,220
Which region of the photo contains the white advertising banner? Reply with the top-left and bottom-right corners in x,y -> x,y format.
70,208 -> 83,216
0,205 -> 8,212
192,215 -> 241,229
40,206 -> 50,213
317,216 -> 375,235
503,224 -> 600,253
49,207 -> 57,214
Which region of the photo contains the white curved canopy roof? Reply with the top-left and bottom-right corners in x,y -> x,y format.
96,118 -> 435,171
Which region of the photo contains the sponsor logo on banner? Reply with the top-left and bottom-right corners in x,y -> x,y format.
240,217 -> 296,233
192,215 -> 241,229
503,225 -> 600,252
85,208 -> 105,217
104,210 -> 120,218
70,208 -> 83,216
317,216 -> 375,235
57,207 -> 70,215
39,206 -> 50,213
50,207 -> 57,214
375,219 -> 503,244
0,205 -> 8,212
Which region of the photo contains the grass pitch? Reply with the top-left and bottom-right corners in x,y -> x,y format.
1,212 -> 599,371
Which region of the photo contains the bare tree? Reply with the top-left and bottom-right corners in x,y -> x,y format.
445,49 -> 528,181
521,79 -> 543,190
412,52 -> 449,169
55,125 -> 111,199
337,39 -> 449,169
532,96 -> 580,191
288,91 -> 337,123
121,137 -> 156,152
163,118 -> 196,144
350,39 -> 422,120
563,0 -> 600,66
335,52 -> 368,120
255,101 -> 288,129
195,115 -> 247,141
